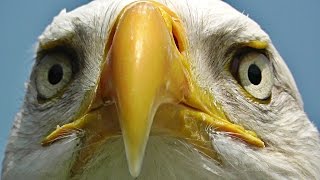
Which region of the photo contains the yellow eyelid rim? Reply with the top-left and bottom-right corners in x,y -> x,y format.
245,40 -> 268,50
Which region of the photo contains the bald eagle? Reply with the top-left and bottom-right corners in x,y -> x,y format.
2,0 -> 320,179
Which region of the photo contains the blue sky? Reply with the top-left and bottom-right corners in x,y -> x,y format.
0,0 -> 319,170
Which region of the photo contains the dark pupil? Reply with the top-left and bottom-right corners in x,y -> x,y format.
248,64 -> 262,85
48,64 -> 63,85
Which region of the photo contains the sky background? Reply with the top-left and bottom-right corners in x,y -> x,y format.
0,0 -> 319,171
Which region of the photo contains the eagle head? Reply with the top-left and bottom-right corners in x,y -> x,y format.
2,0 -> 320,179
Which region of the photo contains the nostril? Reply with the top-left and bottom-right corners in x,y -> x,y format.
173,33 -> 181,52
171,22 -> 187,53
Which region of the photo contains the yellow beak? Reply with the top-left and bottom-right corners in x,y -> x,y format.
109,2 -> 190,176
42,1 -> 264,178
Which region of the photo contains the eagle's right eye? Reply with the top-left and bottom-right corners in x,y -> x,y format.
231,50 -> 274,101
35,52 -> 73,99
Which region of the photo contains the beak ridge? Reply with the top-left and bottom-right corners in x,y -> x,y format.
109,2 -> 184,177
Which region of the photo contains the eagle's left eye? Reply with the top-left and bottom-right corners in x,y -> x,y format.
35,52 -> 73,99
231,51 -> 274,100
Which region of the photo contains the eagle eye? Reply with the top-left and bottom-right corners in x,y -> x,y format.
231,51 -> 274,100
35,52 -> 73,99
